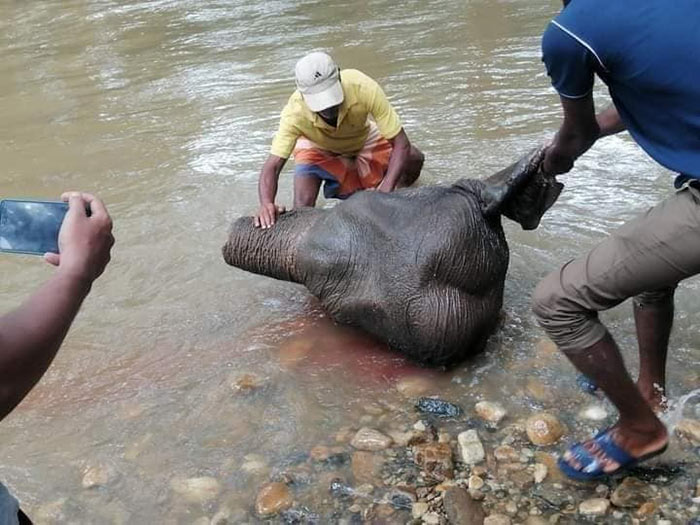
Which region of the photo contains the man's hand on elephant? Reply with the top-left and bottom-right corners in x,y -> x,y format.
542,144 -> 575,176
254,203 -> 286,229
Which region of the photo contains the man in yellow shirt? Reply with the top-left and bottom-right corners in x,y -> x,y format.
255,51 -> 424,228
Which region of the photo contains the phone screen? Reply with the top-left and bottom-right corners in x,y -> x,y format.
0,200 -> 68,255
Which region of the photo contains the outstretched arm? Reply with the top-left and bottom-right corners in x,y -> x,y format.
377,128 -> 411,192
0,192 -> 113,421
255,154 -> 287,228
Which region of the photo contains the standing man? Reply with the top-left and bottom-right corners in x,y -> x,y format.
255,51 -> 424,228
532,0 -> 700,479
0,192 -> 114,522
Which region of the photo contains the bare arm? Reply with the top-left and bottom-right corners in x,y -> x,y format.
596,104 -> 626,138
377,128 -> 411,192
543,93 -> 600,175
255,154 -> 287,228
0,192 -> 113,421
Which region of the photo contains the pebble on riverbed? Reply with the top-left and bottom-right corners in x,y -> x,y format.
255,481 -> 293,517
525,413 -> 565,446
475,401 -> 507,424
81,463 -> 116,489
350,427 -> 393,451
458,429 -> 485,465
170,476 -> 221,504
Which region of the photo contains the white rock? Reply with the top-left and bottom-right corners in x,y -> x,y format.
170,476 -> 221,504
468,475 -> 484,491
458,429 -> 485,465
414,421 -> 427,432
81,463 -> 116,489
475,401 -> 507,424
412,501 -> 429,518
578,404 -> 608,421
484,514 -> 512,525
423,512 -> 440,524
350,427 -> 393,451
579,498 -> 610,516
533,463 -> 547,484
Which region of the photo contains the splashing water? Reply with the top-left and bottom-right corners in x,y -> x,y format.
660,388 -> 700,432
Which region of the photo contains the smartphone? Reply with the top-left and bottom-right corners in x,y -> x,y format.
0,199 -> 68,256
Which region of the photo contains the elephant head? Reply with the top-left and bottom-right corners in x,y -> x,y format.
223,148 -> 562,366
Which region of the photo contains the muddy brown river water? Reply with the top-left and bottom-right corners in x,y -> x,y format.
0,1 -> 698,523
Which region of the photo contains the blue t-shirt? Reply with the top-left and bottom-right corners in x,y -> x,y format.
542,0 -> 700,179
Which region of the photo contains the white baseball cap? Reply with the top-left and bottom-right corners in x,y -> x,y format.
295,52 -> 344,112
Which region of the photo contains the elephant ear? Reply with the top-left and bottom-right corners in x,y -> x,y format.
480,147 -> 564,230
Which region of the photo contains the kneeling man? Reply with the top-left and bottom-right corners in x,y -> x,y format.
255,51 -> 424,228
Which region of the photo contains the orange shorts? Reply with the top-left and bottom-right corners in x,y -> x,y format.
293,123 -> 393,199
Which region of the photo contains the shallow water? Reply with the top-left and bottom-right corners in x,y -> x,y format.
0,0 -> 698,522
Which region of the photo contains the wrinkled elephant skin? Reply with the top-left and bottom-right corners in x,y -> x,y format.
223,149 -> 561,366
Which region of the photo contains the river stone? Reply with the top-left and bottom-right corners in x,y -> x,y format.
525,377 -> 555,403
494,445 -> 519,462
458,429 -> 485,465
423,512 -> 441,525
475,401 -> 507,424
579,498 -> 610,516
170,476 -> 221,504
81,463 -> 116,489
469,475 -> 485,491
230,372 -> 264,393
635,501 -> 656,518
416,397 -> 463,418
351,451 -> 384,485
675,418 -> 700,443
578,404 -> 608,421
525,413 -> 565,446
443,486 -> 485,525
255,482 -> 293,517
350,428 -> 393,451
610,477 -> 654,508
484,513 -> 511,525
412,501 -> 429,518
533,463 -> 548,484
413,442 -> 454,480
396,376 -> 436,397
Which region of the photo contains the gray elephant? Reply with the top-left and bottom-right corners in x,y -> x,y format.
223,149 -> 561,366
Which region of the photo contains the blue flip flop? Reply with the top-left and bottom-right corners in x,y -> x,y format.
557,427 -> 668,481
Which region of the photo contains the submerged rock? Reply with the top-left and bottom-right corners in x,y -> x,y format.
579,498 -> 610,516
170,476 -> 221,504
578,404 -> 608,421
351,451 -> 384,485
525,413 -> 565,446
412,501 -> 429,518
675,418 -> 700,444
255,482 -> 293,517
396,376 -> 436,398
475,401 -> 507,424
230,372 -> 265,393
532,463 -> 548,484
484,513 -> 511,525
413,442 -> 454,480
443,486 -> 485,525
493,445 -> 519,463
610,477 -> 654,508
415,397 -> 463,418
350,428 -> 393,451
458,429 -> 485,465
81,463 -> 116,489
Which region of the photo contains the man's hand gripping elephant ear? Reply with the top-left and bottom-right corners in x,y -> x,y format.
479,146 -> 564,231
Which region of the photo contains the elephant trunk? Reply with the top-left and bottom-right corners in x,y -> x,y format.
222,208 -> 323,284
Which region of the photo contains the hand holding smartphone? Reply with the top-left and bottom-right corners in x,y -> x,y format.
0,199 -> 69,256
0,193 -> 114,283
